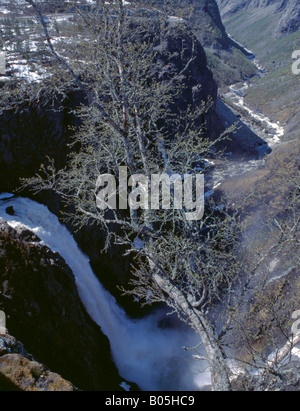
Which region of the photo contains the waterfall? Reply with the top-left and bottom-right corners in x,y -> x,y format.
0,196 -> 210,391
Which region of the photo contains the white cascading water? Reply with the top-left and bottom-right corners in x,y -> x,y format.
0,196 -> 210,391
225,82 -> 284,147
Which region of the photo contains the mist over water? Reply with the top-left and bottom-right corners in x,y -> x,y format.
0,196 -> 210,390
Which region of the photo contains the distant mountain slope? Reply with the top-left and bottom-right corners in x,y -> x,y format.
217,0 -> 300,36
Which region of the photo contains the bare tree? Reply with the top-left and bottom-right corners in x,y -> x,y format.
8,0 -> 299,391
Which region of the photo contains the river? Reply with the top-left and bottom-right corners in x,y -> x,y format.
210,37 -> 285,190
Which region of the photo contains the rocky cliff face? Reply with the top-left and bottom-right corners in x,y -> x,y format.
276,0 -> 300,35
0,219 -> 125,391
180,0 -> 231,50
144,0 -> 230,50
153,24 -> 222,139
0,89 -> 83,193
169,1 -> 260,88
217,0 -> 300,35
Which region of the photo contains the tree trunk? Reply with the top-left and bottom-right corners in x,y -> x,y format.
153,272 -> 232,391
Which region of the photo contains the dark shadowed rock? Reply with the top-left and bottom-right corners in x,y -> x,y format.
0,89 -> 84,193
154,0 -> 230,50
5,206 -> 14,216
